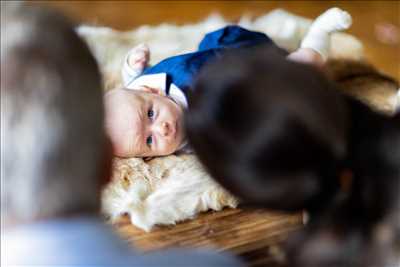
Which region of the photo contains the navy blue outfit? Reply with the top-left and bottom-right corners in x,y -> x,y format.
141,25 -> 276,96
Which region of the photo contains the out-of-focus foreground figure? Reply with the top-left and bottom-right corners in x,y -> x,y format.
0,3 -> 242,266
186,47 -> 400,267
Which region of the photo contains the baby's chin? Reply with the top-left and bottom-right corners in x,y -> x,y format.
114,143 -> 184,158
112,146 -> 132,158
152,142 -> 184,157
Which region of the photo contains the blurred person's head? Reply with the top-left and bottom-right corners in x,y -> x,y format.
104,87 -> 185,157
186,47 -> 349,212
285,112 -> 400,267
1,4 -> 108,227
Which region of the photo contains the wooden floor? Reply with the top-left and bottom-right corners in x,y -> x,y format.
114,209 -> 302,266
32,1 -> 399,266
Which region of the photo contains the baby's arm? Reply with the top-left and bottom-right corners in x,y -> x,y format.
121,43 -> 150,86
287,8 -> 352,66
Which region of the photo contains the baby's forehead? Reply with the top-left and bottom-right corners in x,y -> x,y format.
107,89 -> 147,113
105,88 -> 145,103
104,90 -> 147,155
105,89 -> 145,127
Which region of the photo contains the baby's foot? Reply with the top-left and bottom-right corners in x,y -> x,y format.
301,8 -> 352,60
127,43 -> 150,73
311,7 -> 352,33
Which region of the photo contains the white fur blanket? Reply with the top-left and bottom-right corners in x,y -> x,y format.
102,155 -> 237,232
78,9 -> 364,232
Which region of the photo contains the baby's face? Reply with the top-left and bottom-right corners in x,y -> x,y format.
104,88 -> 185,157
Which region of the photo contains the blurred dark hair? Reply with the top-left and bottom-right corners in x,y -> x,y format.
345,100 -> 399,224
186,47 -> 349,212
286,109 -> 400,267
186,46 -> 400,266
1,4 -> 105,223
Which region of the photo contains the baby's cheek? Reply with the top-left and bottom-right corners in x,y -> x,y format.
158,140 -> 179,156
112,143 -> 127,157
110,137 -> 130,157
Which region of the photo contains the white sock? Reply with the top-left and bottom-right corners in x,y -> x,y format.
301,7 -> 352,60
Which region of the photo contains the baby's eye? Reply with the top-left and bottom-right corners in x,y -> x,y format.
147,108 -> 154,120
146,135 -> 153,147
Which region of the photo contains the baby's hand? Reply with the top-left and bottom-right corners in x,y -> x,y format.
127,43 -> 150,73
311,7 -> 352,33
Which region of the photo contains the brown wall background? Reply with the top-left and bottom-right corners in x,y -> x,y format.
35,1 -> 399,80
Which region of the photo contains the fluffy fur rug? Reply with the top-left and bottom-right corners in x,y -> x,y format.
102,154 -> 237,231
77,9 -> 396,232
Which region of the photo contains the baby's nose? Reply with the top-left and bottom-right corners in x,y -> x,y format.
158,121 -> 171,137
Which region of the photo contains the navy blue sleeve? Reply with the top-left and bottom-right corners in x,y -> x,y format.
141,26 -> 278,97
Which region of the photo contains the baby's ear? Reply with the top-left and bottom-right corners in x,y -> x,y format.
138,86 -> 164,96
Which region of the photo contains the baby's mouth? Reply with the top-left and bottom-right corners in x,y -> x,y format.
174,120 -> 178,139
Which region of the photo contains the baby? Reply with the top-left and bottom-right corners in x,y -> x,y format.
104,8 -> 352,158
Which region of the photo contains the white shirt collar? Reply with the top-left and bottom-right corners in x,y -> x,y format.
125,73 -> 188,109
126,73 -> 166,92
169,83 -> 188,108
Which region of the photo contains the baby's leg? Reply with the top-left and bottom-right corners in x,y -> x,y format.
288,8 -> 352,66
122,43 -> 150,84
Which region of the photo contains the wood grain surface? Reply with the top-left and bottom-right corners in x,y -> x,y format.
114,208 -> 302,266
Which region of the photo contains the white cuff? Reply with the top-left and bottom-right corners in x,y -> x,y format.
121,49 -> 143,86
